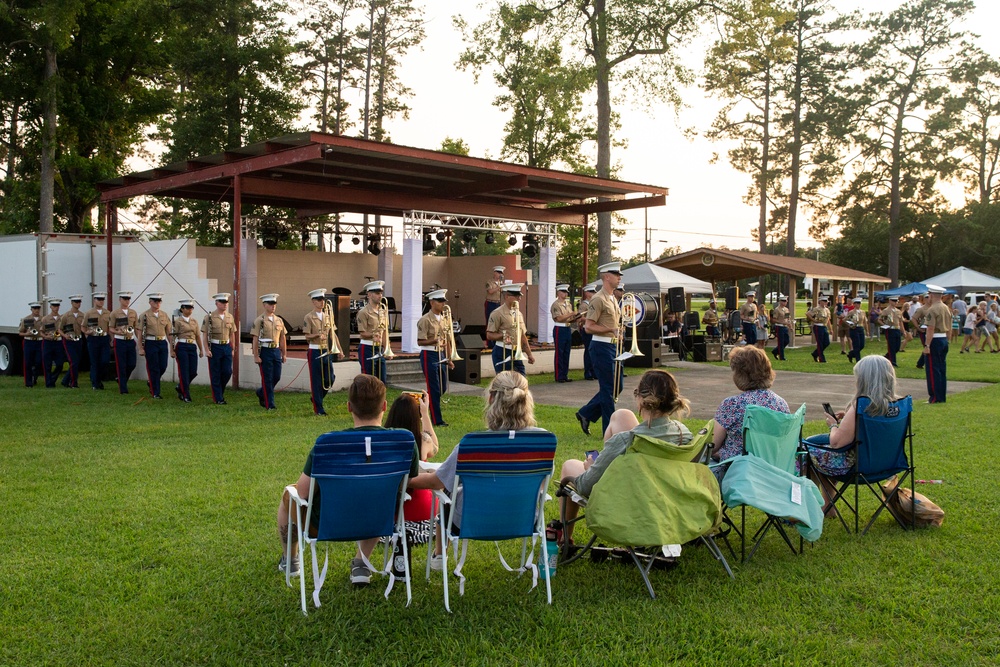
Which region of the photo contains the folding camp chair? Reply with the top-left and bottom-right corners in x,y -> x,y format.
565,425 -> 733,599
807,396 -> 915,535
284,428 -> 416,615
729,404 -> 809,563
429,429 -> 557,612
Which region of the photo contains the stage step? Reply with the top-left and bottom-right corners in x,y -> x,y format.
386,357 -> 426,387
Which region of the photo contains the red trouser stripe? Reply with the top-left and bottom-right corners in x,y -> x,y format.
421,352 -> 438,424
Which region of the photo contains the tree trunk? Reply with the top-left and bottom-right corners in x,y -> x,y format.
592,0 -> 612,265
224,13 -> 242,148
362,0 -> 374,140
5,98 -> 18,194
786,3 -> 804,263
39,46 -> 57,234
887,99 -> 906,288
758,65 -> 771,254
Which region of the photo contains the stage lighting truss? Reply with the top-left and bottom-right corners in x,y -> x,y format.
402,211 -> 558,251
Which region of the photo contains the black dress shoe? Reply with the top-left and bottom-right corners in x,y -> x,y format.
576,412 -> 591,436
183,397 -> 192,403
435,421 -> 449,427
153,395 -> 163,399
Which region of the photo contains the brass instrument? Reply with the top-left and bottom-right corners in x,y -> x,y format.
95,326 -> 105,336
369,297 -> 396,379
499,301 -> 526,371
613,292 -> 645,402
124,325 -> 135,338
29,327 -> 39,337
442,305 -> 461,362
318,298 -> 339,391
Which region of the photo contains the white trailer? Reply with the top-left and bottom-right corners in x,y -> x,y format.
0,233 -> 135,375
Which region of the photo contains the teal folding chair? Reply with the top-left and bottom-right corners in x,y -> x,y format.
430,429 -> 557,612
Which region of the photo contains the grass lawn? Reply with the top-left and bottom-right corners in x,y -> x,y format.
2,369 -> 999,666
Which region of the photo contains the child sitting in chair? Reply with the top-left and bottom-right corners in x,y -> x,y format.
557,369 -> 692,544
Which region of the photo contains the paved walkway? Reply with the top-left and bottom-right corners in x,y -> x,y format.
522,361 -> 990,422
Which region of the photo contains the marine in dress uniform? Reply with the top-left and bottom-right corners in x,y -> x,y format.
807,295 -> 832,363
484,266 -> 505,349
58,295 -> 85,387
703,300 -> 721,339
579,284 -> 597,379
355,281 -> 387,383
911,295 -> 929,370
109,291 -> 139,394
83,292 -> 112,390
172,299 -> 203,402
551,284 -> 577,382
576,262 -> 624,437
770,296 -> 791,361
922,286 -> 952,404
487,283 -> 536,376
739,292 -> 759,346
252,293 -> 287,410
203,293 -> 237,404
878,297 -> 904,367
39,299 -> 66,387
417,289 -> 453,426
18,302 -> 44,387
138,292 -> 173,399
846,297 -> 867,363
303,288 -> 338,415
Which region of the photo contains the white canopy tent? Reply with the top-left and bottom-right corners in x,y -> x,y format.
620,262 -> 713,294
921,266 -> 1000,296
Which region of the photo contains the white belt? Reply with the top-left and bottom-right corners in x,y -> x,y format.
178,339 -> 195,344
359,339 -> 375,346
259,342 -> 279,349
933,333 -> 948,338
592,335 -> 616,344
259,339 -> 273,343
774,323 -> 788,328
308,344 -> 328,350
920,325 -> 928,329
419,345 -> 438,352
114,335 -> 131,341
495,342 -> 511,349
210,339 -> 229,345
145,336 -> 165,341
553,323 -> 568,328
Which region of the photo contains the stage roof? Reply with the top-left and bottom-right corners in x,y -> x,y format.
98,132 -> 667,226
656,247 -> 889,284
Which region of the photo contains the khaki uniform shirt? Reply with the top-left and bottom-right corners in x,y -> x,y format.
771,305 -> 790,327
173,315 -> 200,343
807,306 -> 831,327
586,289 -> 621,335
551,299 -> 574,323
739,301 -> 758,323
703,308 -> 719,326
58,311 -> 84,339
924,302 -> 952,335
846,307 -> 866,328
203,312 -> 236,343
140,309 -> 173,339
111,308 -> 139,339
417,312 -> 446,347
488,304 -> 523,343
83,308 -> 112,335
485,280 -> 502,304
20,313 -> 43,340
252,313 -> 286,344
911,305 -> 928,329
878,306 -> 903,329
39,313 -> 61,340
355,303 -> 380,341
303,310 -> 335,348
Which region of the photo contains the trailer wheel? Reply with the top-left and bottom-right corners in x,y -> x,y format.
0,336 -> 21,376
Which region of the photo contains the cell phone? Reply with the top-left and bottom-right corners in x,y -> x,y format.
585,450 -> 599,464
822,402 -> 839,423
404,391 -> 423,400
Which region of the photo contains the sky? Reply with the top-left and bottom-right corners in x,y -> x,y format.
365,0 -> 1000,260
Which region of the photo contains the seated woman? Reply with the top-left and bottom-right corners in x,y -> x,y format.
803,355 -> 899,511
408,370 -> 544,570
558,369 -> 692,544
711,346 -> 789,478
384,391 -> 439,545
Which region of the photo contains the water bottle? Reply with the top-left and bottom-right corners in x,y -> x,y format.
538,533 -> 559,579
390,538 -> 410,583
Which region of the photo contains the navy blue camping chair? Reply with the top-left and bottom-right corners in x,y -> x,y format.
284,428 -> 416,614
808,396 -> 915,535
429,429 -> 557,612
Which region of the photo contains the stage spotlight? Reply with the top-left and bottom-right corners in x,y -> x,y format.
463,230 -> 476,243
352,236 -> 361,245
436,230 -> 447,242
508,234 -> 518,246
334,234 -> 343,244
423,233 -> 436,252
485,232 -> 495,244
522,234 -> 539,258
368,242 -> 381,256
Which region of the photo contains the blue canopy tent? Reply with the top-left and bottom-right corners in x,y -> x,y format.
875,283 -> 955,299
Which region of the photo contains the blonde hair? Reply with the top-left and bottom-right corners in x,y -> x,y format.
635,369 -> 690,419
484,371 -> 536,431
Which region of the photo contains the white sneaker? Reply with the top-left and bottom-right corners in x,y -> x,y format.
429,554 -> 445,572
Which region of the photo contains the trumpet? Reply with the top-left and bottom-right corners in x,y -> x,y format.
125,325 -> 134,337
613,292 -> 645,402
29,328 -> 39,337
95,326 -> 105,336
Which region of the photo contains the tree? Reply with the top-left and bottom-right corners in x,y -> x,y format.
704,0 -> 795,253
297,0 -> 364,135
837,0 -> 973,286
456,2 -> 595,172
439,136 -> 470,155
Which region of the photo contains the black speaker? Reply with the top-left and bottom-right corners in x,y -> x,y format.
725,286 -> 739,311
623,338 -> 661,368
668,287 -> 685,313
449,351 -> 481,384
462,325 -> 487,343
458,334 -> 485,350
685,312 -> 700,330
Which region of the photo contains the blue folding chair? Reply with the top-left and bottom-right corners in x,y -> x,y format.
284,428 -> 416,614
429,429 -> 557,612
808,396 -> 915,535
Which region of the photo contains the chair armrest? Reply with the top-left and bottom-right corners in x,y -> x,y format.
432,489 -> 452,505
285,484 -> 308,509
